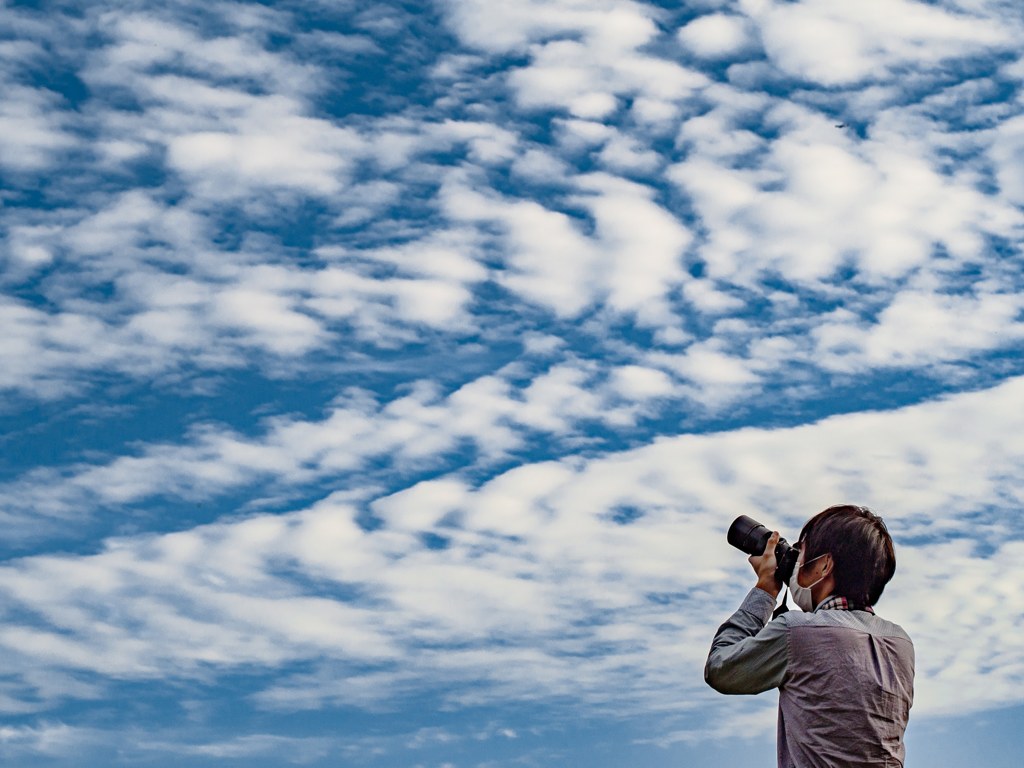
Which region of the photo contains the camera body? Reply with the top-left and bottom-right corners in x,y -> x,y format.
727,515 -> 799,585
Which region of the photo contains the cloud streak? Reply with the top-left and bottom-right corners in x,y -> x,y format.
3,377 -> 1024,732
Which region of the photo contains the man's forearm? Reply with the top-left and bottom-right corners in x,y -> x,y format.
705,587 -> 789,695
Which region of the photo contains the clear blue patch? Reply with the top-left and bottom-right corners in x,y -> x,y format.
419,531 -> 450,550
607,505 -> 645,525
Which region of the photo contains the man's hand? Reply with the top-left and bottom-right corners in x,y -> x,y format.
749,530 -> 781,598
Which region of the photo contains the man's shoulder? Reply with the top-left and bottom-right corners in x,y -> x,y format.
785,608 -> 913,643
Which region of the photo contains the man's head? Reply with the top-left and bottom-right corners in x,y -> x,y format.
798,504 -> 896,607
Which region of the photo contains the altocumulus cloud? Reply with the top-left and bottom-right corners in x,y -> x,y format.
3,380 -> 1024,731
1,0 -> 1024,765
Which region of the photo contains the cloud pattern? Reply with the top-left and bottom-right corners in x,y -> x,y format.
2,0 -> 1024,765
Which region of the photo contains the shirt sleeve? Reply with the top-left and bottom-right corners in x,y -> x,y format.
704,587 -> 790,695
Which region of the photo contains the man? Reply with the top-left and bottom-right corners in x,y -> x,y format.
705,504 -> 914,768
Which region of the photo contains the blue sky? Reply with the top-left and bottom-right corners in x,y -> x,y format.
2,0 -> 1024,765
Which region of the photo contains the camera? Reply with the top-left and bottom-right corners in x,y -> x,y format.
727,515 -> 799,584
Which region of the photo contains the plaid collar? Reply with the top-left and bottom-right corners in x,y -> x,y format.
816,595 -> 874,614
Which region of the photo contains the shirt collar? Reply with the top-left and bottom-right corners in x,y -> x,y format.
816,595 -> 875,614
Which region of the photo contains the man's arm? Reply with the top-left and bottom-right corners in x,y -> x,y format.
704,529 -> 789,694
705,587 -> 789,694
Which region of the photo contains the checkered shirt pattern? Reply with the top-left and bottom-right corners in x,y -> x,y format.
816,595 -> 875,614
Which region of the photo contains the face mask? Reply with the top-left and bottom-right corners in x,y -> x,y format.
789,552 -> 828,612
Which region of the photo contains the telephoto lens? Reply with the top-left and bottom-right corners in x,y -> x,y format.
727,515 -> 772,555
727,515 -> 799,584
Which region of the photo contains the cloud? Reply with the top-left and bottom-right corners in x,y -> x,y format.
3,376 -> 1024,728
443,0 -> 707,117
991,114 -> 1024,205
0,353 -> 694,538
140,733 -> 334,762
0,299 -> 122,400
813,287 -> 1024,372
0,718 -> 522,765
441,181 -> 601,317
91,12 -> 318,96
0,83 -> 77,171
745,0 -> 1017,86
2,201 -> 496,395
507,37 -> 706,118
95,73 -> 366,199
442,171 -> 692,323
0,723 -> 94,759
678,13 -> 757,60
3,0 -> 1024,761
5,0 -> 1014,414
441,0 -> 661,55
670,105 -> 1023,287
167,121 -> 360,197
609,365 -> 675,400
70,10 -> 402,204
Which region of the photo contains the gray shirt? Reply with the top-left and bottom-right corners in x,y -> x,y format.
705,588 -> 914,768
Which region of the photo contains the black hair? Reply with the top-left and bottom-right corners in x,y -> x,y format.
799,504 -> 896,606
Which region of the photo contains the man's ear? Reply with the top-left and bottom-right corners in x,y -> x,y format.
820,553 -> 834,577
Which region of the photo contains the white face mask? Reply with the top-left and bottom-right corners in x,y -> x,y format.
789,551 -> 828,612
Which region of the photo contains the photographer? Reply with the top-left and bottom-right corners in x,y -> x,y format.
705,505 -> 914,767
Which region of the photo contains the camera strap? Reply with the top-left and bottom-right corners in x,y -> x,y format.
772,587 -> 790,619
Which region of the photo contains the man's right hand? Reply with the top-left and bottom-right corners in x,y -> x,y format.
749,530 -> 781,598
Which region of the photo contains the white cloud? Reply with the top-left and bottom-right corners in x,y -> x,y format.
144,733 -> 333,761
168,125 -> 356,197
678,13 -> 756,60
442,0 -> 707,117
653,342 -> 759,390
1,199 -> 497,393
0,83 -> 76,171
609,365 -> 675,400
212,285 -> 326,355
442,181 -> 601,316
4,223 -> 59,277
510,147 -> 574,184
93,12 -> 318,96
141,83 -> 368,198
576,173 -> 692,318
743,0 -> 1016,86
305,261 -> 481,340
432,119 -> 521,165
4,377 -> 1024,723
629,96 -> 680,129
0,357 -> 692,529
63,190 -> 200,260
441,0 -> 660,55
442,172 -> 691,324
669,104 -> 1024,286
680,278 -> 745,315
4,0 -> 1024,753
71,15 -> 376,202
0,720 -> 490,764
677,109 -> 765,159
990,114 -> 1024,205
554,117 -> 615,149
814,288 -> 1024,372
0,723 -> 93,758
507,36 -> 707,117
0,299 -> 121,399
597,134 -> 662,173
